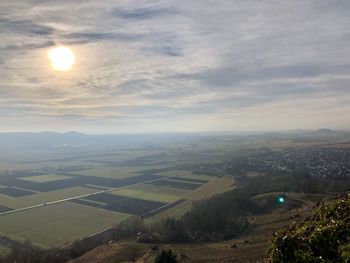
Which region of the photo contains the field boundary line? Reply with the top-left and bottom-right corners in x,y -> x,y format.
0,174 -> 174,216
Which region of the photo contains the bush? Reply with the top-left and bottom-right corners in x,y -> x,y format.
154,249 -> 179,263
266,191 -> 350,262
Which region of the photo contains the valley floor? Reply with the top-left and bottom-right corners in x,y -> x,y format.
69,192 -> 318,263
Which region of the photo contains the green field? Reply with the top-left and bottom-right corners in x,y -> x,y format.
20,173 -> 72,183
0,137 -> 244,248
131,183 -> 190,196
110,188 -> 180,203
183,176 -> 234,201
158,170 -> 213,180
0,202 -> 130,248
74,166 -> 142,179
0,186 -> 97,209
144,176 -> 235,223
0,168 -> 232,247
0,132 -> 347,260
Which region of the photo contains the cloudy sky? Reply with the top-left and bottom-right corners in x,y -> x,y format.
0,0 -> 349,133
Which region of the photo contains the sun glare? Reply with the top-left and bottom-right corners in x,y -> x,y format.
48,46 -> 75,71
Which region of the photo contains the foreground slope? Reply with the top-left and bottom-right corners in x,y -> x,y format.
266,191 -> 350,262
68,191 -> 350,263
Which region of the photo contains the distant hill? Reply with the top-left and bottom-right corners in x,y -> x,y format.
0,132 -> 220,151
316,128 -> 335,134
266,191 -> 350,262
0,132 -> 170,151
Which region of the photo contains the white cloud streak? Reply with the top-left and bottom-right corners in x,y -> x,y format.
0,0 -> 349,132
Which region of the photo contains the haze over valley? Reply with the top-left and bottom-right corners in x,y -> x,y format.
0,0 -> 349,262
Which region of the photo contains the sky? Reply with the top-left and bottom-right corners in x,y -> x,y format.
0,0 -> 349,133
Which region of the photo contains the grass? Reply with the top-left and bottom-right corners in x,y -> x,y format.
145,199 -> 193,223
141,193 -> 180,203
145,177 -> 234,223
163,243 -> 267,263
20,173 -> 72,183
73,164 -> 171,179
70,242 -> 150,263
130,184 -> 190,196
73,167 -> 140,179
77,241 -> 267,263
0,186 -> 97,209
0,202 -> 130,248
244,192 -> 321,242
164,177 -> 204,186
158,170 -> 213,181
110,188 -> 180,203
0,151 -> 234,248
183,176 -> 235,201
72,191 -> 327,263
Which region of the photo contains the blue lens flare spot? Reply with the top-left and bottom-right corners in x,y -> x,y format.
278,197 -> 285,203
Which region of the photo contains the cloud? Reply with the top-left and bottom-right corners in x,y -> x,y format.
3,41 -> 56,51
0,18 -> 55,36
0,0 -> 349,132
111,6 -> 180,20
61,32 -> 144,45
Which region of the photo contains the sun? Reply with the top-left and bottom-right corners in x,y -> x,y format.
48,46 -> 75,71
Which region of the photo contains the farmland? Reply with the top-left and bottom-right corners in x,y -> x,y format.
68,191 -> 324,263
0,169 -> 219,247
0,131 -> 349,250
0,134 -> 240,248
0,202 -> 129,248
0,163 -> 224,247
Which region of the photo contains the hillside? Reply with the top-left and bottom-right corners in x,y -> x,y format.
0,187 -> 347,262
68,191 -> 350,263
67,191 -> 320,263
0,135 -> 349,263
266,191 -> 350,262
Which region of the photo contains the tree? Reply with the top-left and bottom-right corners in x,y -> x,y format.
154,249 -> 179,263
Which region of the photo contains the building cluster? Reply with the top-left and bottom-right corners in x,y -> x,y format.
242,148 -> 350,178
198,147 -> 350,179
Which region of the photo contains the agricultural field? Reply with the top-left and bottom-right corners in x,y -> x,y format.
0,202 -> 129,248
21,173 -> 73,183
0,140 -> 236,248
1,131 -> 345,249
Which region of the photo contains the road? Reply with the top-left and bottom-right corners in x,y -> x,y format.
0,175 -> 172,216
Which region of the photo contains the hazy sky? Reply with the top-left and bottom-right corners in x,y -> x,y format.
1,0 -> 349,133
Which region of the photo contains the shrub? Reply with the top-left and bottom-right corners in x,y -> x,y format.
154,249 -> 179,263
266,191 -> 350,262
